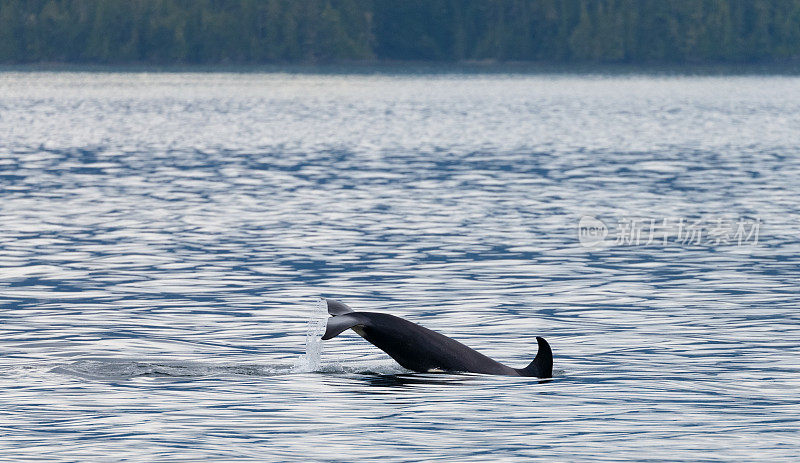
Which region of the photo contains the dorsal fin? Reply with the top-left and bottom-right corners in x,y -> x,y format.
325,298 -> 354,316
516,337 -> 553,378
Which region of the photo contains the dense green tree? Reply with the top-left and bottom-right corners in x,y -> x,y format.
0,0 -> 798,64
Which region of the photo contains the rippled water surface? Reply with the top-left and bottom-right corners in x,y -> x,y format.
1,71 -> 799,461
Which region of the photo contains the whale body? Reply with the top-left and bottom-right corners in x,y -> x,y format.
321,299 -> 552,378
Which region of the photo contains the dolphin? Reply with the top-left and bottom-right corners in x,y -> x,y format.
321,299 -> 552,378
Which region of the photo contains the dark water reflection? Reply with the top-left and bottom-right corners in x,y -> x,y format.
0,72 -> 799,461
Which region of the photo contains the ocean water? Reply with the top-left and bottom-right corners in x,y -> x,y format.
0,71 -> 798,461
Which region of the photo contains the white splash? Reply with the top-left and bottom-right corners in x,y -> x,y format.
294,298 -> 327,372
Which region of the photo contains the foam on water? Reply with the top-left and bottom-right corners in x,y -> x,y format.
53,360 -> 296,380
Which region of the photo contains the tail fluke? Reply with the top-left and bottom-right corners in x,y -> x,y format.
325,298 -> 354,316
321,299 -> 360,340
516,336 -> 553,378
321,313 -> 362,340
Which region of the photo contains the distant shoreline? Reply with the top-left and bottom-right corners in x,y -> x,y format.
3,61 -> 800,76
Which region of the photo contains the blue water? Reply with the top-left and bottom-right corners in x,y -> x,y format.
1,71 -> 799,461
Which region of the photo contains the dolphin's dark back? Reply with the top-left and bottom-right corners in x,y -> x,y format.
321,299 -> 553,378
350,312 -> 518,375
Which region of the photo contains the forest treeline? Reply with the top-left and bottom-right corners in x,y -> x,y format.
2,0 -> 800,64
